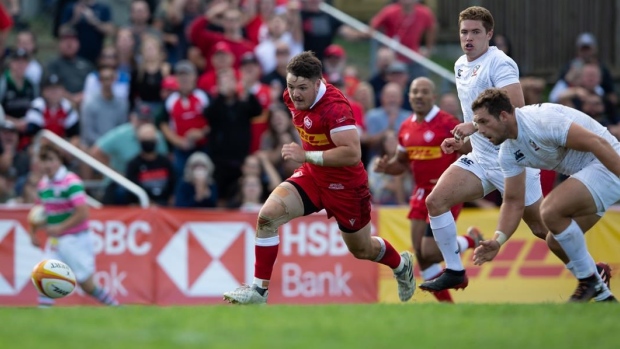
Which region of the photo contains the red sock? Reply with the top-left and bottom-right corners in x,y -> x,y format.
432,289 -> 454,303
255,244 -> 279,280
375,237 -> 402,269
463,235 -> 475,249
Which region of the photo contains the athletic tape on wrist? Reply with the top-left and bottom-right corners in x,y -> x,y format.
494,231 -> 508,246
305,151 -> 324,165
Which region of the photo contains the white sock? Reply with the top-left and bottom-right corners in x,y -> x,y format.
456,236 -> 469,252
565,261 -> 577,277
429,212 -> 463,271
421,263 -> 443,281
553,220 -> 596,279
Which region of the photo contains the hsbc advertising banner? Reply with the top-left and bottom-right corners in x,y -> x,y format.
0,207 -> 378,306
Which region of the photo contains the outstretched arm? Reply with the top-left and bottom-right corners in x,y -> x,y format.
566,123 -> 620,177
473,170 -> 526,265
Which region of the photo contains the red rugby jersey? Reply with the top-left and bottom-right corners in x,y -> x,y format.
398,106 -> 459,187
284,83 -> 367,188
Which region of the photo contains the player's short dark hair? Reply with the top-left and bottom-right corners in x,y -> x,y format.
38,144 -> 63,161
286,51 -> 323,81
459,6 -> 494,33
471,88 -> 514,118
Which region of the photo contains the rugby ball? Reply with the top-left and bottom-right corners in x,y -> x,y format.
28,205 -> 47,227
31,259 -> 77,299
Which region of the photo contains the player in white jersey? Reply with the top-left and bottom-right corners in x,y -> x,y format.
418,6 -> 549,293
471,88 -> 617,302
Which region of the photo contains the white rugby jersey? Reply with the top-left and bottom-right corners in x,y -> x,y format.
455,46 -> 520,169
499,103 -> 620,177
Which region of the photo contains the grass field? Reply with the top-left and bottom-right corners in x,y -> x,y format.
1,303 -> 618,349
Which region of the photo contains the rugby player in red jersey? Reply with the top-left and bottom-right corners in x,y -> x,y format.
224,51 -> 415,304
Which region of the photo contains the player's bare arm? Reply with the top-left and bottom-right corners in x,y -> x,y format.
565,123 -> 620,177
502,83 -> 525,108
373,149 -> 408,175
473,171 -> 526,265
283,129 -> 362,167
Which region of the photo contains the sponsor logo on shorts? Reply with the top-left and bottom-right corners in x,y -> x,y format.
328,183 -> 344,190
349,219 -> 356,226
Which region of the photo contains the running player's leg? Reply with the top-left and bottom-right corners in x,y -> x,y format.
421,158 -> 487,292
58,231 -> 118,306
331,184 -> 415,302
541,166 -> 616,302
224,180 -> 309,304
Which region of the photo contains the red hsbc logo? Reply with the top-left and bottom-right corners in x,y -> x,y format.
157,222 -> 255,297
0,220 -> 43,295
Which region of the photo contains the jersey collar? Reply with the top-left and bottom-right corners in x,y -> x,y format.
309,81 -> 327,109
413,105 -> 440,122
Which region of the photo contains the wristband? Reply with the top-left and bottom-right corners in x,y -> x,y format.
494,231 -> 508,246
305,151 -> 324,165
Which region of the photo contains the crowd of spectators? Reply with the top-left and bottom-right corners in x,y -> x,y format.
0,0 -> 616,209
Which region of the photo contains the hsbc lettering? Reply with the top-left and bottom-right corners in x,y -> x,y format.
281,221 -> 348,257
282,263 -> 352,297
90,220 -> 151,255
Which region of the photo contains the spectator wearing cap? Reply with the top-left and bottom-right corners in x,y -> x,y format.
92,102 -> 169,204
374,60 -> 411,111
240,52 -> 271,153
160,75 -> 179,101
130,34 -> 171,113
370,0 -> 436,79
322,44 -> 347,84
203,67 -> 262,207
60,0 -> 114,64
188,6 -> 255,72
0,47 -> 39,148
555,32 -> 617,109
126,123 -> 175,206
80,65 -> 129,148
159,60 -> 210,178
24,74 -> 79,148
47,26 -> 95,107
15,30 -> 43,87
254,9 -> 303,74
196,41 -> 240,96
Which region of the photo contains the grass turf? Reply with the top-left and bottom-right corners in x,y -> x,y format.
1,303 -> 617,349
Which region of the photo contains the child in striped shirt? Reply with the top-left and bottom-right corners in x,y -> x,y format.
29,144 -> 118,307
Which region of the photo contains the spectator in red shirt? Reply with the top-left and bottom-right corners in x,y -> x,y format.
158,60 -> 210,177
25,74 -> 79,147
370,0 -> 436,79
188,5 -> 255,72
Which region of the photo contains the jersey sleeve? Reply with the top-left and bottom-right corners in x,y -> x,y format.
490,55 -> 520,89
66,175 -> 87,206
499,144 -> 525,178
325,101 -> 357,135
